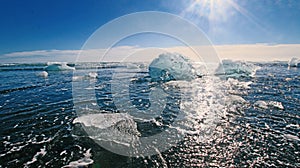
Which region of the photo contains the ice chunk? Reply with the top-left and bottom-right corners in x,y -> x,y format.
254,100 -> 268,109
228,95 -> 246,103
36,71 -> 48,78
254,100 -> 284,110
73,113 -> 140,145
216,60 -> 259,78
268,101 -> 284,109
87,72 -> 98,78
227,78 -> 252,89
284,133 -> 300,141
72,72 -> 98,81
149,53 -> 198,82
288,57 -> 299,67
45,62 -> 75,71
73,113 -> 134,129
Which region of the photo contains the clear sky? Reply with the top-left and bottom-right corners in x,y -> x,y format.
1,0 -> 300,62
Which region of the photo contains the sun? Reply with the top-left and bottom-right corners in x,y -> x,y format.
183,0 -> 258,23
182,0 -> 263,33
183,0 -> 233,22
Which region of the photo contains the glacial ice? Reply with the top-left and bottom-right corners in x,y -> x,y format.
45,62 -> 75,71
36,71 -> 48,78
215,60 -> 258,78
73,113 -> 140,145
254,100 -> 284,110
149,53 -> 198,82
288,57 -> 299,67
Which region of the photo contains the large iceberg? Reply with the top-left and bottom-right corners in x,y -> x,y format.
288,57 -> 299,67
149,53 -> 198,82
45,62 -> 75,71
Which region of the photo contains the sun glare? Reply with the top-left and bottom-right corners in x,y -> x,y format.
182,0 -> 265,34
184,0 -> 232,22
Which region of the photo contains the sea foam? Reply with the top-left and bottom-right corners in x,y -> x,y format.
62,149 -> 93,168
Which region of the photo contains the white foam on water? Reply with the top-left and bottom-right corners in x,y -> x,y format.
126,62 -> 146,69
1,144 -> 27,157
283,133 -> 300,141
254,100 -> 284,110
60,150 -> 67,156
24,146 -> 46,167
62,149 -> 94,168
72,76 -> 84,81
286,124 -> 300,129
227,78 -> 252,90
72,72 -> 99,82
13,123 -> 19,128
226,78 -> 252,95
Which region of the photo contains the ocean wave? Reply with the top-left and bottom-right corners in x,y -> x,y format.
0,63 -> 47,67
0,85 -> 42,94
0,63 -> 46,71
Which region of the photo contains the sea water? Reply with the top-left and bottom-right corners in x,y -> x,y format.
0,61 -> 299,167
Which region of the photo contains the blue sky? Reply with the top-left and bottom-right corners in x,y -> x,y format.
1,0 -> 300,62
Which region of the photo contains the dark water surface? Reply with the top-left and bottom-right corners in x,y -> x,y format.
0,62 -> 299,167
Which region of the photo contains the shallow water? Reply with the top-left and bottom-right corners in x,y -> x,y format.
0,62 -> 299,167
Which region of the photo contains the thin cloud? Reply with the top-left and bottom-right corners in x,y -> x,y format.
3,50 -> 79,57
1,44 -> 299,63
